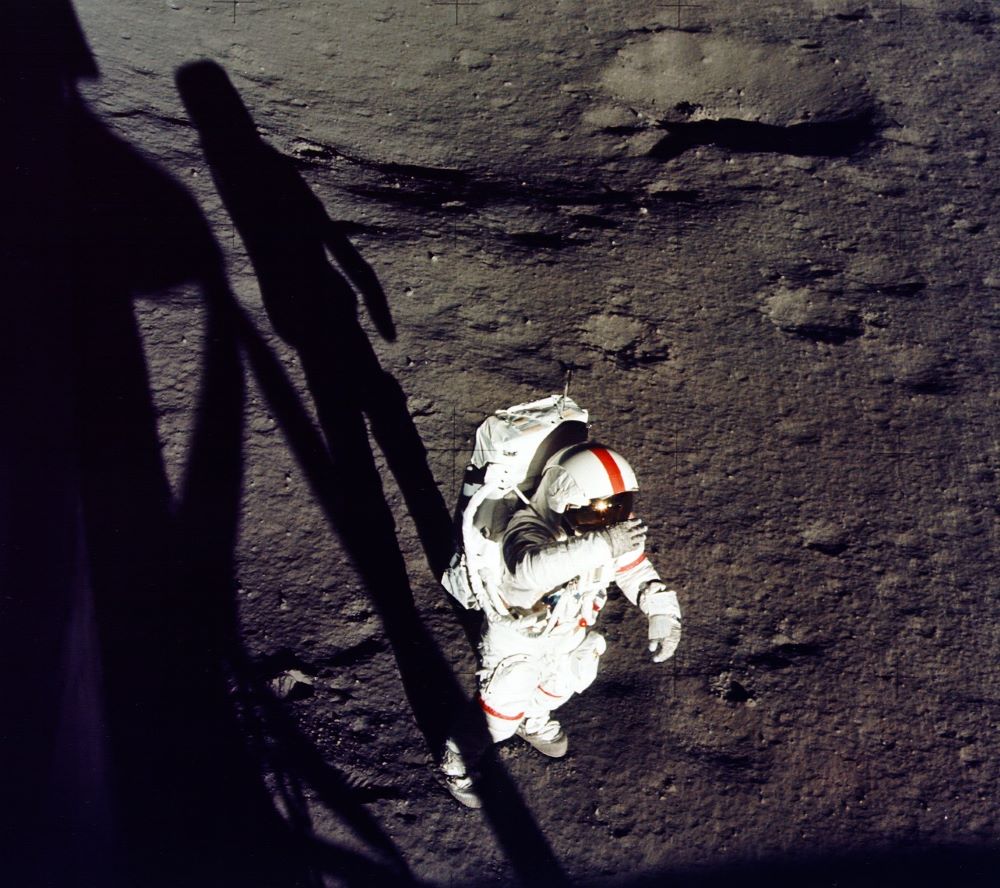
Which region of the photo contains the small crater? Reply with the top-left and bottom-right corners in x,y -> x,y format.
890,346 -> 954,393
778,419 -> 821,445
802,519 -> 849,554
846,256 -> 927,297
712,672 -> 754,704
456,48 -> 492,70
762,287 -> 862,344
580,313 -> 670,368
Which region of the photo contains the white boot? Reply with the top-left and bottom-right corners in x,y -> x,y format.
441,739 -> 482,809
516,715 -> 568,758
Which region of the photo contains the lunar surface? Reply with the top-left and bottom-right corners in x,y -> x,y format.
7,1 -> 998,886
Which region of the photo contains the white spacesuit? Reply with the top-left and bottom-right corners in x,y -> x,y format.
443,442 -> 682,807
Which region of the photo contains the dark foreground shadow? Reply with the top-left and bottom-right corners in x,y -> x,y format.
3,4 -> 414,886
176,59 -> 569,887
2,3 -> 104,884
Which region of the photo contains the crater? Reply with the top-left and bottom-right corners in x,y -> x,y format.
579,313 -> 669,368
602,31 -> 877,160
603,31 -> 874,128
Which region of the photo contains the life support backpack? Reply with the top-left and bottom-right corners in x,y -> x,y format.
441,394 -> 589,619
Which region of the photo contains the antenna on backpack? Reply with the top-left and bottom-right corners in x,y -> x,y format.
557,360 -> 579,417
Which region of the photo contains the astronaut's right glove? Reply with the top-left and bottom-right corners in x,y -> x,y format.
598,518 -> 648,558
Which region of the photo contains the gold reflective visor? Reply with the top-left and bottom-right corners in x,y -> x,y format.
563,492 -> 635,530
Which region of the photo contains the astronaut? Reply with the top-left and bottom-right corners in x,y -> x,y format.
443,442 -> 682,807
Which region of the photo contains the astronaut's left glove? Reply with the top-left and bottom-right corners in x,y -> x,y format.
647,614 -> 681,662
638,581 -> 681,663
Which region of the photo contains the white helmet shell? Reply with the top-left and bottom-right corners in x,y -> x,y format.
540,443 -> 639,513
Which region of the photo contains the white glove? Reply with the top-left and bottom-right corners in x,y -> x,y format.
647,614 -> 681,663
599,518 -> 647,558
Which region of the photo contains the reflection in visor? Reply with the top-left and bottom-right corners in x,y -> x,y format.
563,492 -> 635,531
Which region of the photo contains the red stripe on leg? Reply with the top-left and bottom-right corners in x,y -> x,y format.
478,695 -> 524,721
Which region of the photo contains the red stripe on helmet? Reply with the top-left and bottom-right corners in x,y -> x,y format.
591,447 -> 626,495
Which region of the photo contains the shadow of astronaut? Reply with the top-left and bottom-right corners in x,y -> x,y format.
176,60 -> 455,580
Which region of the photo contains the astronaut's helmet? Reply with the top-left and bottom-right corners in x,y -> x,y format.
542,443 -> 638,532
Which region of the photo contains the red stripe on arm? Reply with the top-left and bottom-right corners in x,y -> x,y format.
616,553 -> 647,573
591,447 -> 626,495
